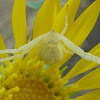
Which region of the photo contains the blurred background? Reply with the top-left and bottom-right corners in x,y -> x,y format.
0,0 -> 100,98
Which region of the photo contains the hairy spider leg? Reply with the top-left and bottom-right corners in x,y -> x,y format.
59,6 -> 74,55
0,53 -> 24,62
60,35 -> 100,64
19,34 -> 44,51
60,6 -> 68,36
59,6 -> 100,64
0,35 -> 45,54
0,47 -> 31,62
60,42 -> 74,54
0,35 -> 45,62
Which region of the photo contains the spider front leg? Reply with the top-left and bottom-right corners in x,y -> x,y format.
0,49 -> 21,54
60,43 -> 74,54
60,35 -> 100,64
0,45 -> 35,62
0,53 -> 24,62
0,35 -> 45,62
0,35 -> 45,54
83,52 -> 100,64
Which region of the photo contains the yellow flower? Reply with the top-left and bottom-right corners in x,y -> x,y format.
0,0 -> 100,100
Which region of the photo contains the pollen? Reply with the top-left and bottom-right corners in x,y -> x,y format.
13,78 -> 56,100
0,56 -> 68,100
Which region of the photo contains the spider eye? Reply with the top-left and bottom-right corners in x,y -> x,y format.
48,40 -> 57,44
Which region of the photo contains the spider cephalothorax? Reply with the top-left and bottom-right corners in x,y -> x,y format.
38,30 -> 63,64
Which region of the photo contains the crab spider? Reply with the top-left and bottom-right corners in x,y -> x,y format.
0,14 -> 100,65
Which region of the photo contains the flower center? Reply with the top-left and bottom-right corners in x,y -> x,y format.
13,75 -> 57,100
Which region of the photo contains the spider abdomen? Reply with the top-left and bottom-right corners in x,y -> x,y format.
38,44 -> 63,64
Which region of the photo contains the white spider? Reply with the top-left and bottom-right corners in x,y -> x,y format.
0,14 -> 100,64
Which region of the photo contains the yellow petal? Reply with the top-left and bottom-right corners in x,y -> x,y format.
0,34 -> 10,67
54,0 -> 61,21
52,0 -> 80,33
0,34 -> 8,58
33,0 -> 61,39
96,0 -> 100,10
65,1 -> 99,46
12,0 -> 27,48
67,68 -> 100,92
62,43 -> 100,80
75,89 -> 100,100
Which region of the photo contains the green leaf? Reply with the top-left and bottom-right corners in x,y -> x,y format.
26,0 -> 45,10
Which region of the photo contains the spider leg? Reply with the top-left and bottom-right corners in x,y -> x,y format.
60,35 -> 100,64
0,49 -> 20,54
60,6 -> 68,36
60,43 -> 74,54
0,34 -> 45,62
0,46 -> 34,62
0,34 -> 45,54
0,53 -> 24,62
16,34 -> 45,51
